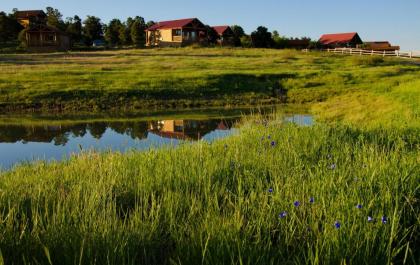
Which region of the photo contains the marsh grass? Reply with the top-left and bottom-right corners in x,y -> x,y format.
0,114 -> 419,264
0,48 -> 419,264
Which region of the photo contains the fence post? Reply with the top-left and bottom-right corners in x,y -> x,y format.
383,50 -> 386,57
396,51 -> 399,57
410,52 -> 412,58
360,50 -> 362,56
371,50 -> 374,56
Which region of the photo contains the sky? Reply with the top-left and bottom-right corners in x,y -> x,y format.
2,0 -> 420,50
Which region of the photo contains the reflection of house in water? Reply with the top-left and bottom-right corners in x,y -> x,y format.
148,120 -> 232,141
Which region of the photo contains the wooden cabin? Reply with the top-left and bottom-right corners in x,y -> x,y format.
360,41 -> 400,51
15,10 -> 70,52
145,18 -> 208,47
319,32 -> 363,48
212,26 -> 234,46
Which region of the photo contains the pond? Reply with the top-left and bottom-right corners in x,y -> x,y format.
0,107 -> 313,170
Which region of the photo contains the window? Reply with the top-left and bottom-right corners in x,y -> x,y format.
173,29 -> 182,36
45,33 -> 56,43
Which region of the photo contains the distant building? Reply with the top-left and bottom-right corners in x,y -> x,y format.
318,32 -> 363,48
360,41 -> 400,51
287,39 -> 311,49
145,18 -> 208,47
16,10 -> 70,52
212,26 -> 235,46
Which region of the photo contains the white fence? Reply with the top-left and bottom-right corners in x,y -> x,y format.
323,48 -> 420,59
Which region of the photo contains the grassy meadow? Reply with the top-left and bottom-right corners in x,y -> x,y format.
0,48 -> 419,112
0,48 -> 419,264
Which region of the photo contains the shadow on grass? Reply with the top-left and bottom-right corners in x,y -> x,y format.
28,73 -> 296,102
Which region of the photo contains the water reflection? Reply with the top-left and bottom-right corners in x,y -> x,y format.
0,119 -> 235,145
0,118 -> 238,169
0,113 -> 313,170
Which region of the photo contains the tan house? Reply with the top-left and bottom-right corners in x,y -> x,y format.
16,10 -> 70,52
146,18 -> 208,47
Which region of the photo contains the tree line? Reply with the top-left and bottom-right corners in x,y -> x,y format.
0,7 -> 313,50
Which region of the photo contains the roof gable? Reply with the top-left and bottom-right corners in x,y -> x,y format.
15,10 -> 47,19
147,18 -> 205,31
212,26 -> 231,35
319,32 -> 361,45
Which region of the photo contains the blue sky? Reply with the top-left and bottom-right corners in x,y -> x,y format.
3,0 -> 420,50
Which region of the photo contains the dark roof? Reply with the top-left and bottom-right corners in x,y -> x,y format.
15,10 -> 47,19
319,32 -> 360,45
212,26 -> 230,35
364,41 -> 391,45
147,18 -> 202,31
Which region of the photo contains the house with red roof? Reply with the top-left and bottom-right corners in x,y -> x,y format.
318,32 -> 363,48
145,18 -> 208,47
212,26 -> 234,46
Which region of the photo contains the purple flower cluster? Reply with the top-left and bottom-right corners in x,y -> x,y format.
274,194 -> 389,230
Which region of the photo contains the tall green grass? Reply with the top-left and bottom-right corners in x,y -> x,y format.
0,116 -> 418,264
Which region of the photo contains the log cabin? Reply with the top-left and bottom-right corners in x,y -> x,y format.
145,18 -> 208,47
15,10 -> 70,52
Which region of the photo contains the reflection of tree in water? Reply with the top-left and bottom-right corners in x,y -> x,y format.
70,124 -> 87,138
0,118 -> 239,145
88,123 -> 108,139
108,122 -> 148,140
0,125 -> 70,145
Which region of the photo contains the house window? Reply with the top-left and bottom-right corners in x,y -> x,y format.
45,33 -> 55,43
173,29 -> 182,36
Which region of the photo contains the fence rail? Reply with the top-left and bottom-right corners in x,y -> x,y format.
303,48 -> 420,59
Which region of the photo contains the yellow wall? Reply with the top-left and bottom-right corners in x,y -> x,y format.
159,29 -> 173,42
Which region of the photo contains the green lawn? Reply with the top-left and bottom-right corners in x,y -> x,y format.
1,48 -> 419,112
0,48 -> 419,264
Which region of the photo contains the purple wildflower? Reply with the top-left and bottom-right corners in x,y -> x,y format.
271,141 -> 276,147
356,204 -> 363,209
381,216 -> 388,224
334,221 -> 341,229
268,188 -> 273,193
309,197 -> 315,204
279,211 -> 287,218
368,216 -> 374,222
294,201 -> 301,207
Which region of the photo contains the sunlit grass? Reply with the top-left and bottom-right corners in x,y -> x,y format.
0,116 -> 418,264
1,48 -> 419,112
0,48 -> 419,264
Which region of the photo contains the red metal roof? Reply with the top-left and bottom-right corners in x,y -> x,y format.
212,26 -> 230,35
147,18 -> 198,31
319,32 -> 358,45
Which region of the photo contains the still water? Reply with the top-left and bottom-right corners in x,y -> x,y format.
0,109 -> 313,170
